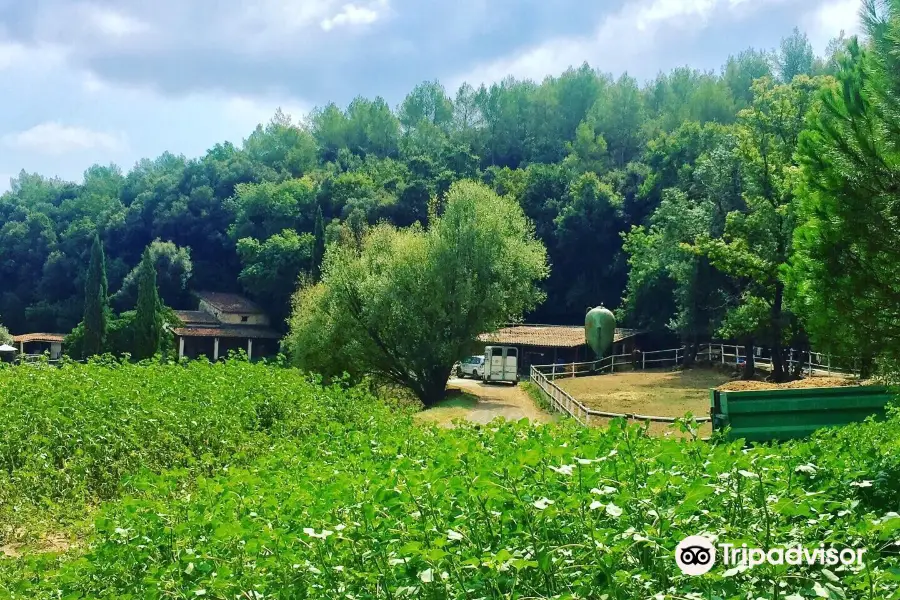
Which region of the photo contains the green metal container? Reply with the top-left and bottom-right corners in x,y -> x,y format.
585,306 -> 616,359
710,385 -> 894,442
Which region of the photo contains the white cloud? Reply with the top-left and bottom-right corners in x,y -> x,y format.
803,0 -> 861,53
450,0 -> 791,87
2,122 -> 127,156
321,0 -> 389,31
0,41 -> 65,72
85,6 -> 150,37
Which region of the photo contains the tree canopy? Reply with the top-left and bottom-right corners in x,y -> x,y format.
0,24 -> 865,378
285,180 -> 548,405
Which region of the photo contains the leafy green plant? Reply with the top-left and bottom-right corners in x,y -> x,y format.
1,361 -> 899,599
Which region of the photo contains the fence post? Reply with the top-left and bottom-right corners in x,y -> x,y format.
642,351 -> 646,370
611,355 -> 615,373
827,354 -> 831,375
675,347 -> 680,365
551,363 -> 555,381
721,343 -> 725,364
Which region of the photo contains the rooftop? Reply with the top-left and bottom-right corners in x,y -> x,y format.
478,325 -> 641,348
11,333 -> 66,344
175,310 -> 220,325
195,291 -> 264,314
172,325 -> 281,340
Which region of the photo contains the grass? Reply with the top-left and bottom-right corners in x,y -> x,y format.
413,390 -> 479,426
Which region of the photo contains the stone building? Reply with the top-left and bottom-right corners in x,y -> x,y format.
173,292 -> 281,361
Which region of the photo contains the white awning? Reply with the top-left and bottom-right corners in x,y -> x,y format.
0,344 -> 17,352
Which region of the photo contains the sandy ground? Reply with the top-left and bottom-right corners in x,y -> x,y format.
717,375 -> 858,391
415,377 -> 552,427
556,369 -> 729,419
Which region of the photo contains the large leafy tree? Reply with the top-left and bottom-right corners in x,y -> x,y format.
692,76 -> 823,379
778,27 -> 816,82
112,239 -> 192,311
789,3 -> 900,376
286,180 -> 548,406
133,248 -> 164,360
236,230 -> 315,327
82,233 -> 109,358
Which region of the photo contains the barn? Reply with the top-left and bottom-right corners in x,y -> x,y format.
477,324 -> 644,374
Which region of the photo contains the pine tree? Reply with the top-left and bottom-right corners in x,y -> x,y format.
82,233 -> 108,358
311,204 -> 326,280
789,2 -> 900,375
133,248 -> 164,360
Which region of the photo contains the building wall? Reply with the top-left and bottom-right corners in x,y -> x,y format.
198,300 -> 270,326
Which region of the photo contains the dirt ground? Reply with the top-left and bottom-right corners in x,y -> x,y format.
415,377 -> 553,427
553,368 -> 860,437
717,376 -> 858,391
556,369 -> 729,419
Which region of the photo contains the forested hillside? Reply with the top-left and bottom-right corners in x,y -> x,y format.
0,28 -> 844,339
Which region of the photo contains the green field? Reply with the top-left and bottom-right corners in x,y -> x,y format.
1,360 -> 900,598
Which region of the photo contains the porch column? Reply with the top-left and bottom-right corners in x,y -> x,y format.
19,341 -> 24,354
213,337 -> 220,361
247,338 -> 253,361
178,336 -> 185,360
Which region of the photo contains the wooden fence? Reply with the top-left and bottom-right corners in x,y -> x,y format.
528,342 -> 857,427
529,363 -> 711,427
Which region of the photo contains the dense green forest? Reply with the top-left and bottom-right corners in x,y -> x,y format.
0,27 -> 847,350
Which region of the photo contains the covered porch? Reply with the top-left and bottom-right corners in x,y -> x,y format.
11,333 -> 66,360
173,326 -> 280,361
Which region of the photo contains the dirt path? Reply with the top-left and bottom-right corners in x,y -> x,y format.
446,377 -> 552,425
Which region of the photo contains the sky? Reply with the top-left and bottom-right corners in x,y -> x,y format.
0,0 -> 861,192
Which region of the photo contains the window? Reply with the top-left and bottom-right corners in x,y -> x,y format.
506,348 -> 517,358
241,316 -> 249,322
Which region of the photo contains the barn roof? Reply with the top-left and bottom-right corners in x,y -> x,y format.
195,292 -> 264,314
11,333 -> 66,344
477,325 -> 641,348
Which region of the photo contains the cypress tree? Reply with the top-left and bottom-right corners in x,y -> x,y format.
82,233 -> 108,358
134,248 -> 164,360
311,204 -> 326,279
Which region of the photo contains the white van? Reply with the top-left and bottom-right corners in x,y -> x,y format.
483,346 -> 518,384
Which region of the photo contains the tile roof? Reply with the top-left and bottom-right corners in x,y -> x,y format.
175,310 -> 219,325
478,325 -> 641,348
196,292 -> 264,314
173,325 -> 281,340
11,333 -> 66,343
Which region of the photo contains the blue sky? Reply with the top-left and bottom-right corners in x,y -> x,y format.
0,0 -> 859,191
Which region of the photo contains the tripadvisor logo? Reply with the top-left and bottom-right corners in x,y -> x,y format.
675,535 -> 866,576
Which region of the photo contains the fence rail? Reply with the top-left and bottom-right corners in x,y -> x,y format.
528,342 -> 858,427
529,364 -> 711,427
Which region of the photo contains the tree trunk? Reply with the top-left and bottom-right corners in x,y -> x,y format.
771,281 -> 787,382
417,366 -> 453,408
683,337 -> 696,368
859,353 -> 875,379
742,337 -> 756,380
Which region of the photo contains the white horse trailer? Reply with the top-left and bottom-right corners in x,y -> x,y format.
483,346 -> 518,384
